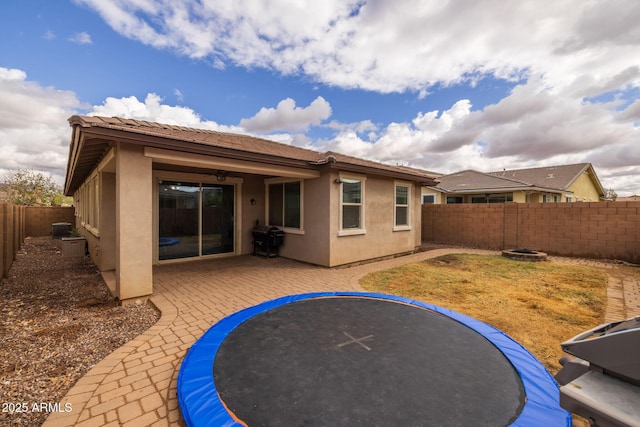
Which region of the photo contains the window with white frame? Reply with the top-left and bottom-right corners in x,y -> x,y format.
267,180 -> 302,230
339,175 -> 365,235
422,194 -> 435,204
394,183 -> 411,229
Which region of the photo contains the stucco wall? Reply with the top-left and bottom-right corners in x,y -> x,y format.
241,175 -> 267,256
277,169 -> 331,266
115,142 -> 153,300
569,173 -> 601,202
74,171 -> 116,273
512,191 -> 527,203
99,172 -> 116,271
329,172 -> 420,266
420,189 -> 444,204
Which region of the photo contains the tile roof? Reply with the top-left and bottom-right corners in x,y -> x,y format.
433,163 -> 603,195
70,115 -> 324,161
434,170 -> 537,192
65,116 -> 438,193
488,163 -> 593,191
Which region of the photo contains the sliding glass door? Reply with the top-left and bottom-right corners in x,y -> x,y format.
158,181 -> 234,261
202,184 -> 235,255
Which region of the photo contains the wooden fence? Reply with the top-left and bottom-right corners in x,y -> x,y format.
1,203 -> 25,281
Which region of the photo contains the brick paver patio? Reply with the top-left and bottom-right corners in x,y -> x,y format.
44,249 -> 640,427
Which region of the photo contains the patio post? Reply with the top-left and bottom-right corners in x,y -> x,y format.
115,142 -> 153,301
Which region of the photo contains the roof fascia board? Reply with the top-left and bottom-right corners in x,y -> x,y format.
563,164 -> 605,196
80,126 -> 318,171
97,147 -> 116,173
144,147 -> 320,179
563,163 -> 590,190
436,186 -> 572,194
327,162 -> 435,185
586,165 -> 606,195
64,126 -> 83,195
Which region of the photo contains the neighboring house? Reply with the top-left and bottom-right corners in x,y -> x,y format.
64,116 -> 438,301
422,163 -> 605,204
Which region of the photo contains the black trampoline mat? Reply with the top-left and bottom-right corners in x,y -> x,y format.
213,297 -> 525,426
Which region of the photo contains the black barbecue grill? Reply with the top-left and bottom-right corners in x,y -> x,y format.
555,316 -> 640,426
251,226 -> 285,258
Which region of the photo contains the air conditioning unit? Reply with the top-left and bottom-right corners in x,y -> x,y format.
61,237 -> 87,257
52,222 -> 72,239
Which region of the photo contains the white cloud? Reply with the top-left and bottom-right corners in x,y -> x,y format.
0,69 -> 245,185
68,31 -> 93,44
86,88 -> 639,195
4,34 -> 640,199
315,101 -> 470,164
424,81 -> 640,172
174,88 -> 184,102
0,67 -> 82,184
0,68 -> 27,82
89,93 -> 241,133
239,96 -> 331,132
74,0 -> 640,97
70,0 -> 640,193
311,88 -> 640,195
73,0 -> 172,50
326,119 -> 378,137
617,99 -> 640,122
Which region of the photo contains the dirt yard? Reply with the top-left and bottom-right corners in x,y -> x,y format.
361,253 -> 610,373
0,237 -> 159,426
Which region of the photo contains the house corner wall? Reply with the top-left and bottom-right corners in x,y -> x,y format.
115,143 -> 153,300
276,169 -> 331,266
328,173 -> 420,266
570,173 -> 602,202
413,184 -> 422,248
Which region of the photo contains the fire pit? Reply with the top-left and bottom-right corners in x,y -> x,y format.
502,248 -> 547,262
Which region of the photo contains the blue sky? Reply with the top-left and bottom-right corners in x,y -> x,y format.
1,0 -> 639,196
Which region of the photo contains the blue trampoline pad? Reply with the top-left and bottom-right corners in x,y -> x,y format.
178,292 -> 571,426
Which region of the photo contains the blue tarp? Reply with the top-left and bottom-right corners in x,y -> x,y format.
177,292 -> 571,427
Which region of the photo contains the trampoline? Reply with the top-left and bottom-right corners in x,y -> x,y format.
178,292 -> 570,426
159,237 -> 180,247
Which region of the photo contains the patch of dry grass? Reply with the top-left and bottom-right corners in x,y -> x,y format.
360,254 -> 608,373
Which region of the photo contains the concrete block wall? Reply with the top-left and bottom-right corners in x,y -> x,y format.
25,206 -> 75,237
422,203 -> 505,249
422,202 -> 640,264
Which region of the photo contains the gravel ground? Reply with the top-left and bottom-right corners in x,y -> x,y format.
0,237 -> 160,426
